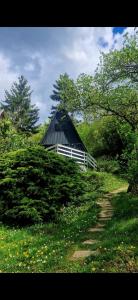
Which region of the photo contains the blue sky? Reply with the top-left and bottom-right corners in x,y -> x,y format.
0,27 -> 135,123
113,27 -> 127,35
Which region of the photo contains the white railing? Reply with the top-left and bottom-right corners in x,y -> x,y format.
46,144 -> 97,169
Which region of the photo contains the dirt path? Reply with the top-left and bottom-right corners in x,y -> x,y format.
70,185 -> 128,260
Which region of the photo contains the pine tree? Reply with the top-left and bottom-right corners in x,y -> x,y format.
50,73 -> 78,118
1,75 -> 39,133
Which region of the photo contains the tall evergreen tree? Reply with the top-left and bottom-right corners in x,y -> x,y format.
50,73 -> 78,118
1,75 -> 39,133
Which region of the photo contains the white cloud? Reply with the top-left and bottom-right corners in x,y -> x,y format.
0,27 -> 137,122
24,62 -> 35,72
0,52 -> 18,100
62,27 -> 137,76
62,27 -> 114,75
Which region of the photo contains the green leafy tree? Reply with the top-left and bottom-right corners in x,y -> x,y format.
93,31 -> 138,131
1,75 -> 39,133
0,116 -> 32,154
66,31 -> 138,131
64,30 -> 138,193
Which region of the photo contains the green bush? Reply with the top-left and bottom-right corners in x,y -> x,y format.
0,146 -> 87,226
77,117 -> 128,158
97,157 -> 121,174
82,170 -> 104,191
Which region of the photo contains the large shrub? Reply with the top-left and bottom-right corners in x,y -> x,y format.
0,146 -> 86,226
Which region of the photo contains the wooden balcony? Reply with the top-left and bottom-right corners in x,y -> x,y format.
46,144 -> 97,169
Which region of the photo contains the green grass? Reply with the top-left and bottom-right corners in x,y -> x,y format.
1,171 -> 137,273
97,171 -> 128,193
0,195 -> 100,273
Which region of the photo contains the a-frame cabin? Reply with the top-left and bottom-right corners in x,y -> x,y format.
41,109 -> 97,169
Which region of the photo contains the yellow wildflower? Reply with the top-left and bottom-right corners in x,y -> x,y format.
23,251 -> 29,257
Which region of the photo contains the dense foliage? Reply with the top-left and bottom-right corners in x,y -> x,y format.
0,117 -> 32,154
77,116 -> 130,158
0,146 -> 89,226
50,30 -> 138,192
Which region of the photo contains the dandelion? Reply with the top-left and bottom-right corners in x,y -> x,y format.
18,262 -> 22,267
117,246 -> 121,250
23,251 -> 29,257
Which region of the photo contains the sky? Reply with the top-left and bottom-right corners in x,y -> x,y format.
0,27 -> 136,124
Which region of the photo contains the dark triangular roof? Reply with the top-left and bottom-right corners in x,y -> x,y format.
41,109 -> 87,152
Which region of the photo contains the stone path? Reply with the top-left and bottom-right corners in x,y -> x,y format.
70,185 -> 128,260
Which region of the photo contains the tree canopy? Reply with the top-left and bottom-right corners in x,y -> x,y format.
54,30 -> 138,131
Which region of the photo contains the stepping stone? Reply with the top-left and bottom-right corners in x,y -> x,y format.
100,213 -> 113,216
97,201 -> 110,204
99,215 -> 112,218
98,206 -> 111,209
104,207 -> 113,209
71,250 -> 92,259
102,210 -> 113,213
82,239 -> 99,245
98,218 -> 111,222
71,249 -> 100,260
99,216 -> 111,219
100,210 -> 112,212
100,209 -> 112,213
102,203 -> 111,206
96,223 -> 105,228
99,212 -> 113,216
89,249 -> 100,256
88,228 -> 105,232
